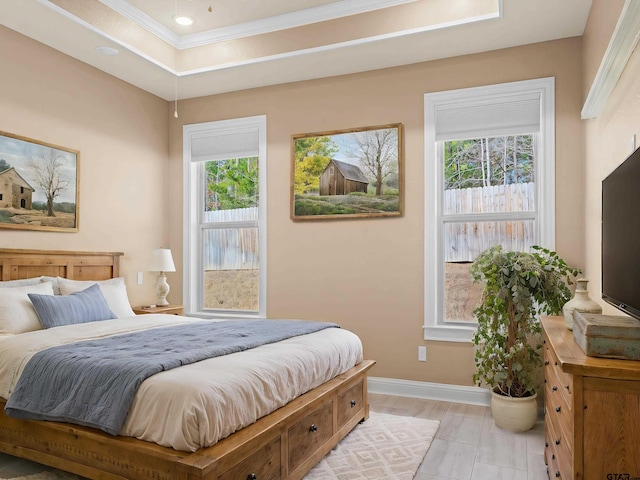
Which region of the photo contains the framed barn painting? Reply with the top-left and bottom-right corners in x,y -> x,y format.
291,123 -> 404,220
0,131 -> 79,232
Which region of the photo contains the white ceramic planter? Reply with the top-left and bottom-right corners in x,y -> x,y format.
490,388 -> 538,432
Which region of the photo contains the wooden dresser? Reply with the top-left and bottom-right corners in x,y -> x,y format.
542,316 -> 640,480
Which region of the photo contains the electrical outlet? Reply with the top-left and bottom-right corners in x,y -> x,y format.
632,134 -> 637,152
418,346 -> 427,362
137,272 -> 143,285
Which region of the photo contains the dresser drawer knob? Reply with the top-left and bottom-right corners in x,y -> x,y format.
545,360 -> 550,366
556,472 -> 561,478
545,441 -> 549,447
309,424 -> 318,432
555,406 -> 561,413
552,454 -> 556,460
247,474 -> 257,480
552,386 -> 558,391
555,439 -> 561,445
350,400 -> 357,408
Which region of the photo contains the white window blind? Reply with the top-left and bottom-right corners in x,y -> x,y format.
190,128 -> 259,163
435,94 -> 541,141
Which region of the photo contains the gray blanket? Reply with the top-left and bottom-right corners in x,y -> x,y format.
5,319 -> 338,435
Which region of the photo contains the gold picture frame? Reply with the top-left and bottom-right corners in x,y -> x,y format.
291,123 -> 403,221
0,131 -> 79,232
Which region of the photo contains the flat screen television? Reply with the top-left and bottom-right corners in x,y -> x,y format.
602,145 -> 640,320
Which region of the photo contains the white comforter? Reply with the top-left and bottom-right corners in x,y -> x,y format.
0,315 -> 363,452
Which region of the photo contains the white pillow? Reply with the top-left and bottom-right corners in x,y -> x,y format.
40,276 -> 61,294
57,277 -> 135,318
0,282 -> 55,334
0,277 -> 43,288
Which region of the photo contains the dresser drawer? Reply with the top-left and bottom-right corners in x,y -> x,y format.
545,352 -> 573,403
337,379 -> 364,428
545,406 -> 572,479
544,341 -> 573,393
545,382 -> 573,453
218,435 -> 281,480
288,400 -> 333,472
547,451 -> 570,480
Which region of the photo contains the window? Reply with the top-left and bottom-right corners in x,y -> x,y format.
424,78 -> 555,342
183,116 -> 267,318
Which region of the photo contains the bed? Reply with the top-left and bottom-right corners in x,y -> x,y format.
0,248 -> 374,480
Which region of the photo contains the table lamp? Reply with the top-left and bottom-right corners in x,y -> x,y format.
149,248 -> 176,306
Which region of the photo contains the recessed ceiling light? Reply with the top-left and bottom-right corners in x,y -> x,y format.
95,46 -> 119,56
173,15 -> 195,26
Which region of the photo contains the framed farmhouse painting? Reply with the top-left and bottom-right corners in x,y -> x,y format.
291,123 -> 404,220
0,131 -> 79,232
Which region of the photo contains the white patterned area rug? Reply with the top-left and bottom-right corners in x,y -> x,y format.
0,412 -> 439,480
303,411 -> 440,480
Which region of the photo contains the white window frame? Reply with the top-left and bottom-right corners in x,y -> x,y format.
183,115 -> 267,318
424,78 -> 555,342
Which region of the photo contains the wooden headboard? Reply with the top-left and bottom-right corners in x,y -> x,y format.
0,249 -> 123,282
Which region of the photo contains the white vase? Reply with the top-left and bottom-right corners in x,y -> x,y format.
562,278 -> 602,330
490,388 -> 538,432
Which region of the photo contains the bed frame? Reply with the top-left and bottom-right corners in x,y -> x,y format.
0,248 -> 374,480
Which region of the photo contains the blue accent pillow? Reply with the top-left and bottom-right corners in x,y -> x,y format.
28,284 -> 117,329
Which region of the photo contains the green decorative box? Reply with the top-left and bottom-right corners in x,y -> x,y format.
573,312 -> 640,360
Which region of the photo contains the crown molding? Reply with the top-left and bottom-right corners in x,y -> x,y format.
582,0 -> 640,119
98,0 -> 177,46
38,0 -> 176,75
179,9 -> 500,76
99,0 -> 418,49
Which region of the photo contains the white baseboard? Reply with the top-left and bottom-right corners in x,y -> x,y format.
367,376 -> 491,406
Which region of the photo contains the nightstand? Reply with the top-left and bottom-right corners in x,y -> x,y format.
132,305 -> 184,316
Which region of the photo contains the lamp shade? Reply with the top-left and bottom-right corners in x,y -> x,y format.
149,248 -> 176,272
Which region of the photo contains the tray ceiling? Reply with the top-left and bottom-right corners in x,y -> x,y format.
0,0 -> 592,100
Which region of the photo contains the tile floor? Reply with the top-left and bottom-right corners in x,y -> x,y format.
369,393 -> 547,480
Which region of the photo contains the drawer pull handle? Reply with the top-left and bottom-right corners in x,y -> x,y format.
544,360 -> 550,366
545,442 -> 549,447
556,472 -> 561,478
247,474 -> 257,480
555,406 -> 561,413
350,400 -> 357,408
309,424 -> 318,432
555,439 -> 561,445
552,386 -> 558,391
565,385 -> 570,391
552,454 -> 555,460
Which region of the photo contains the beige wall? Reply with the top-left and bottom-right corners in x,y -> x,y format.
582,1 -> 640,315
0,26 -> 170,307
168,38 -> 585,384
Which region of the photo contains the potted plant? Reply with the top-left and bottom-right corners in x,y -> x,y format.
471,245 -> 579,431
